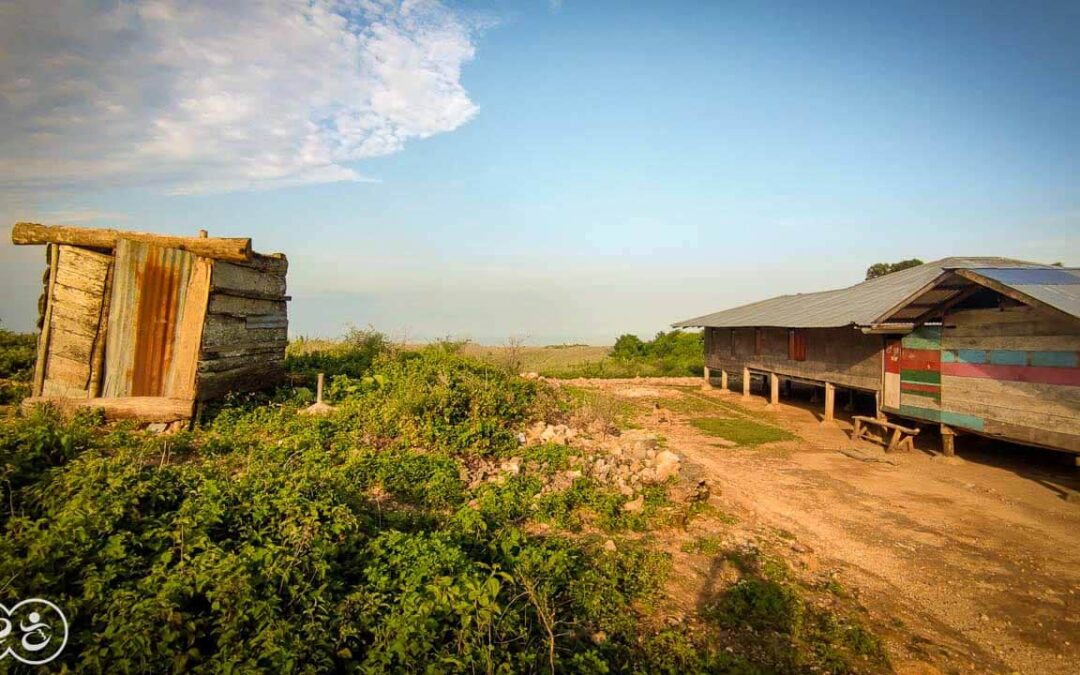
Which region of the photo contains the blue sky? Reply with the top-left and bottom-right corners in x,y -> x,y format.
2,0 -> 1078,343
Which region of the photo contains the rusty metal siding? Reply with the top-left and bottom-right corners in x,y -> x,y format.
103,239 -> 198,397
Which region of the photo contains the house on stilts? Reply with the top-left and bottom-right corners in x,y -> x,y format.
674,258 -> 1080,457
11,222 -> 290,425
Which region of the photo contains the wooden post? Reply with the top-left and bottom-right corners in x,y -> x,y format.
742,367 -> 751,399
843,389 -> 855,412
823,382 -> 835,424
719,369 -> 729,394
768,373 -> 779,407
940,424 -> 956,457
874,390 -> 884,420
316,373 -> 325,405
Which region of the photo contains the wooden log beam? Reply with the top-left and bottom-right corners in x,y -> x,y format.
21,396 -> 195,422
12,222 -> 252,262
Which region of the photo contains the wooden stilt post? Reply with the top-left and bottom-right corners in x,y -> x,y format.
719,369 -> 729,394
823,382 -> 835,424
874,390 -> 883,420
768,373 -> 779,408
702,365 -> 711,389
940,424 -> 956,457
742,367 -> 751,399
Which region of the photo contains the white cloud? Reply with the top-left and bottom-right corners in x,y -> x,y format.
0,0 -> 481,194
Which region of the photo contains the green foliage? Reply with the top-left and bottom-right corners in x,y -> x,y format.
689,417 -> 795,446
0,324 -> 37,404
865,258 -> 924,280
327,346 -> 542,456
681,535 -> 727,556
0,345 -> 743,673
285,326 -> 390,381
544,330 -> 704,378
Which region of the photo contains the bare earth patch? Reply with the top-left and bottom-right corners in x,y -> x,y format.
568,378 -> 1080,674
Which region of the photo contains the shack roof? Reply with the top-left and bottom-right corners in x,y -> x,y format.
870,266 -> 1080,326
672,257 -> 1055,330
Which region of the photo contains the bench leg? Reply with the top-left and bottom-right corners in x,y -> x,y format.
886,428 -> 902,452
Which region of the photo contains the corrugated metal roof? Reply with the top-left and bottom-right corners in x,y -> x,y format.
965,267 -> 1080,320
673,257 -> 1053,329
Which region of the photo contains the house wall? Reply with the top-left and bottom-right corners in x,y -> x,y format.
38,245 -> 112,398
197,254 -> 289,400
896,305 -> 1080,453
704,326 -> 883,391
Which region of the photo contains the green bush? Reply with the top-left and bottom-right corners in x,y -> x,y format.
544,330 -> 703,378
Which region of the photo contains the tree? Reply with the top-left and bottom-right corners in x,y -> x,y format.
611,334 -> 645,359
865,258 -> 924,280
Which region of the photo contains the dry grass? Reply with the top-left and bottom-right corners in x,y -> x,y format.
456,343 -> 612,374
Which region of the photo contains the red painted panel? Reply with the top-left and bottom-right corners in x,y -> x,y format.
900,381 -> 941,394
941,362 -> 1080,387
900,348 -> 941,371
884,339 -> 901,374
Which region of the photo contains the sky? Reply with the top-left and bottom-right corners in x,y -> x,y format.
1,0 -> 1078,344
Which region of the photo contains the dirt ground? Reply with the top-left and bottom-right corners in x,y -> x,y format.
573,378 -> 1080,674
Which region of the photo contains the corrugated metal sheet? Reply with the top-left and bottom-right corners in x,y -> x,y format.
673,257 -> 1054,329
967,267 -> 1080,320
103,239 -> 198,397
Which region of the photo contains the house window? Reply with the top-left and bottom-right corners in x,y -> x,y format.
755,328 -> 763,356
788,329 -> 807,361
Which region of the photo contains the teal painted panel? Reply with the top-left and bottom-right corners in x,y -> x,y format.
956,349 -> 987,364
1030,351 -> 1078,368
940,411 -> 985,432
989,350 -> 1026,366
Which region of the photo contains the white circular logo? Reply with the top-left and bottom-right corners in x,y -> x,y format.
0,598 -> 69,665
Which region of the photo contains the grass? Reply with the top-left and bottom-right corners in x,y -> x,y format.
689,416 -> 795,446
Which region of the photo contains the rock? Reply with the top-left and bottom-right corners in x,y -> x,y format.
565,470 -> 582,480
654,450 -> 681,481
646,449 -> 657,460
603,539 -> 617,553
521,372 -> 540,380
516,432 -> 527,445
687,479 -> 710,503
540,425 -> 557,442
146,422 -> 168,433
591,631 -> 607,645
622,494 -> 645,513
500,458 -> 521,476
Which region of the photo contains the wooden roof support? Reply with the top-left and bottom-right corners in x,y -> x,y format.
11,222 -> 252,262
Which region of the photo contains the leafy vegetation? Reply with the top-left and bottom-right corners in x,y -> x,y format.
0,322 -> 36,404
0,331 -> 885,672
541,330 -> 704,378
689,416 -> 795,446
865,258 -> 924,280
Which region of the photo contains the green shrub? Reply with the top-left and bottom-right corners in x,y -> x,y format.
544,330 -> 703,378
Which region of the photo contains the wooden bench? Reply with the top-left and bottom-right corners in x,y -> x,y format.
852,415 -> 920,452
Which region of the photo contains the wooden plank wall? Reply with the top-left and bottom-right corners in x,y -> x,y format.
39,245 -> 112,398
937,305 -> 1080,452
197,255 -> 289,400
705,326 -> 882,391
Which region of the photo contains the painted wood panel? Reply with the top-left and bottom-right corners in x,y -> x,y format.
934,304 -> 1080,450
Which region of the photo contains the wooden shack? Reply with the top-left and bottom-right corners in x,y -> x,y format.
11,222 -> 289,423
873,267 -> 1080,454
675,258 -> 1080,456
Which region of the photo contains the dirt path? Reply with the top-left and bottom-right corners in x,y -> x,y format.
573,379 -> 1080,674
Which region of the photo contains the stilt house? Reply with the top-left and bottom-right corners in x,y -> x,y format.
11,222 -> 289,423
674,258 -> 1080,455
